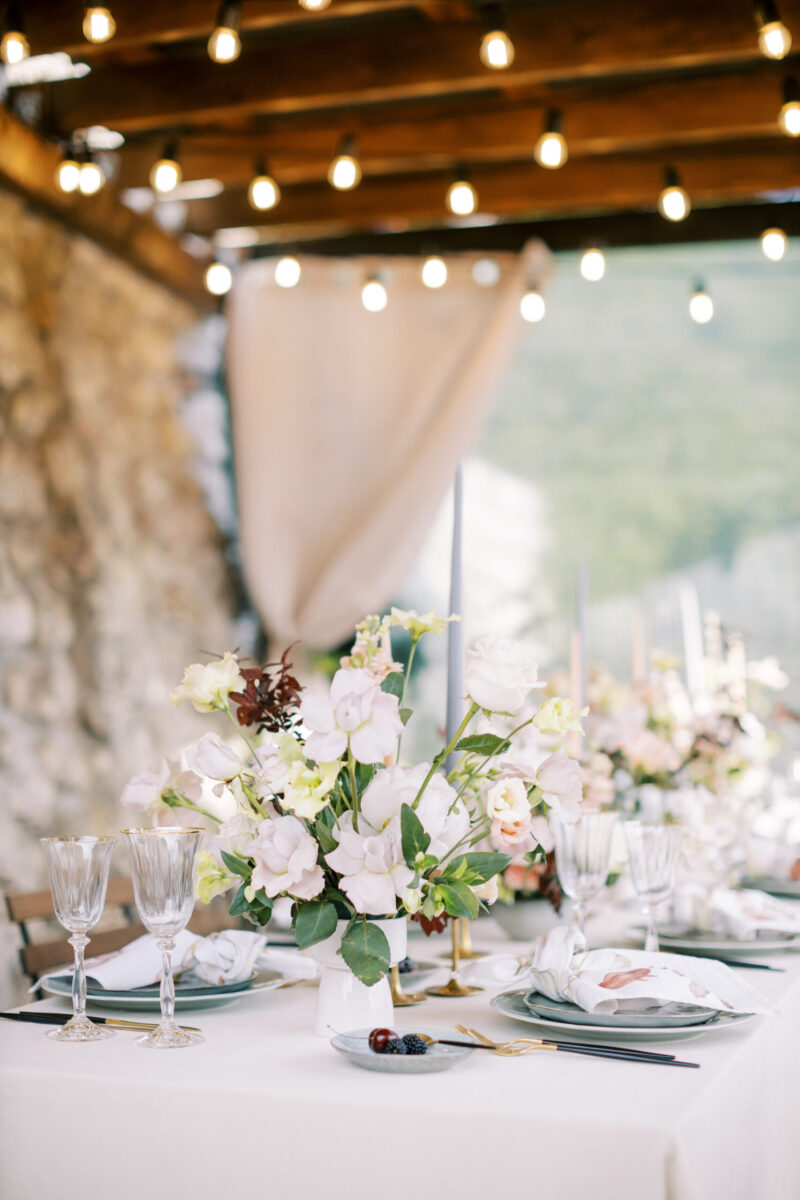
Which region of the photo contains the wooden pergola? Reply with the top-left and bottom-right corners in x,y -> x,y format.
1,0 -> 799,305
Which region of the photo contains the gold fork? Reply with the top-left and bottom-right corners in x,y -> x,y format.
454,1025 -> 699,1068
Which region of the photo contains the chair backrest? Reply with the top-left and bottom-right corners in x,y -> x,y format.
6,877 -> 246,983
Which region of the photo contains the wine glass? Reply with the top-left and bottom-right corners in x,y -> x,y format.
40,835 -> 116,1042
552,812 -> 618,942
121,827 -> 204,1049
624,821 -> 685,952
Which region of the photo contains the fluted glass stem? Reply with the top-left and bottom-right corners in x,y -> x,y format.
69,934 -> 89,1023
643,904 -> 659,953
158,937 -> 176,1031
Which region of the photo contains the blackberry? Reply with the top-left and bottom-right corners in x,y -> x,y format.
397,956 -> 415,975
384,1038 -> 408,1055
401,1034 -> 428,1056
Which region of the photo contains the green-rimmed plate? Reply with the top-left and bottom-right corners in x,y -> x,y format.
43,968 -> 289,1012
740,877 -> 800,901
523,990 -> 717,1028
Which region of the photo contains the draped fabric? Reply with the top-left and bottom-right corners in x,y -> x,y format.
227,244 -> 548,650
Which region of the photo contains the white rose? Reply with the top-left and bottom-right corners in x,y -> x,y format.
473,876 -> 499,905
361,763 -> 468,858
484,776 -> 530,826
535,748 -> 583,822
212,813 -> 259,858
301,668 -> 403,765
185,732 -> 244,782
170,651 -> 245,713
465,636 -> 545,714
325,813 -> 413,915
250,815 -> 325,901
121,760 -> 170,812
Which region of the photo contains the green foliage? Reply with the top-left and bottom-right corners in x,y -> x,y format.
442,851 -> 511,886
400,803 -> 430,866
455,733 -> 510,756
381,672 -> 405,698
314,809 -> 338,854
340,919 -> 391,986
220,851 -> 251,879
294,900 -> 339,949
399,707 -> 413,726
437,880 -> 479,920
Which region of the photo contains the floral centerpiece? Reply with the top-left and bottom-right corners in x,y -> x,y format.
122,612 -> 584,1006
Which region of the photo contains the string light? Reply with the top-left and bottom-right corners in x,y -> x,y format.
208,1 -> 242,63
274,256 -> 301,288
1,6 -> 29,63
55,148 -> 81,194
83,6 -> 116,44
520,288 -> 545,322
150,142 -> 182,194
580,247 -> 605,281
205,262 -> 233,296
779,76 -> 800,136
472,258 -> 500,287
755,0 -> 791,58
248,160 -> 281,210
479,4 -> 515,69
421,255 -> 448,288
361,276 -> 388,312
689,282 -> 713,324
299,0 -> 331,9
534,109 -> 568,169
78,153 -> 106,195
658,166 -> 690,221
328,134 -> 362,190
446,172 -> 478,216
760,227 -> 787,261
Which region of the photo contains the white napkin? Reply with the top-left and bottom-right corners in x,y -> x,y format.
674,884 -> 800,940
257,946 -> 319,981
457,954 -> 528,989
189,930 -> 266,986
529,926 -> 776,1016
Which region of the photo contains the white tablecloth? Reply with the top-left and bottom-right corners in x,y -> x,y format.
1,912 -> 799,1200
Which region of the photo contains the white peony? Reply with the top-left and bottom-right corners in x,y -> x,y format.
535,748 -> 583,822
325,813 -> 413,915
121,760 -> 170,811
185,732 -> 244,782
170,652 -> 245,713
301,668 -> 403,764
361,763 -> 469,859
465,636 -> 545,714
250,815 -> 325,901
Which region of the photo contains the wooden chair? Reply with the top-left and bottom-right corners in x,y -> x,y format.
6,878 -> 246,987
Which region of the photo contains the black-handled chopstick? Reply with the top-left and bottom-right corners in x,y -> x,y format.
0,1011 -> 201,1032
436,1036 -> 682,1064
545,1043 -> 699,1067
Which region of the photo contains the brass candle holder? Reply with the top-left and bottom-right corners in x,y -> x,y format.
389,963 -> 426,1006
456,917 -> 487,959
426,918 -> 483,998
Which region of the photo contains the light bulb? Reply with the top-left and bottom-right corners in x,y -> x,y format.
78,160 -> 106,195
534,109 -> 567,169
299,0 -> 331,9
446,179 -> 477,216
205,262 -> 233,296
421,255 -> 447,288
480,29 -> 514,68
761,227 -> 787,261
248,173 -> 280,211
1,30 -> 29,64
520,289 -> 545,322
758,19 -> 791,57
208,25 -> 240,62
274,256 -> 301,288
361,279 -> 388,312
83,7 -> 116,43
689,287 -> 713,324
580,248 -> 605,281
55,158 -> 81,193
151,155 -> 181,194
328,139 -> 361,190
658,168 -> 691,221
779,99 -> 800,136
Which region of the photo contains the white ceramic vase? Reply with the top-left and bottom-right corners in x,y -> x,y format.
309,917 -> 407,1038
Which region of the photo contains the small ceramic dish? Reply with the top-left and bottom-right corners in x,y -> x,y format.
330,1027 -> 474,1073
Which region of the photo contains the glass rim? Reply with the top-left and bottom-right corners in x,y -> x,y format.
120,826 -> 205,836
40,835 -> 116,844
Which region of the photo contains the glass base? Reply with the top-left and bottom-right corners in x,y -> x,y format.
136,1023 -> 203,1050
47,1016 -> 114,1042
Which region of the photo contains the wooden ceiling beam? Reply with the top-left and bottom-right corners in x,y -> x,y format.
0,108 -> 214,310
33,0 -> 800,135
179,143 -> 800,236
113,67 -> 790,189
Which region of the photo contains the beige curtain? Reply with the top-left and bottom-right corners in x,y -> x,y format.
227,244 -> 548,650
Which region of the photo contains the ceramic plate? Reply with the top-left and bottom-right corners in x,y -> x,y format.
491,989 -> 756,1042
740,877 -> 800,900
43,968 -> 290,1011
634,927 -> 800,957
522,991 -> 717,1028
331,1027 -> 474,1073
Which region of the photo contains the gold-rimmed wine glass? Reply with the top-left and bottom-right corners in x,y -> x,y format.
121,827 -> 204,1049
40,835 -> 116,1042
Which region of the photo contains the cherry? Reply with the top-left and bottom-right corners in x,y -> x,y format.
368,1027 -> 398,1054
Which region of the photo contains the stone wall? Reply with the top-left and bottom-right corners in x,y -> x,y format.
0,190 -> 239,1003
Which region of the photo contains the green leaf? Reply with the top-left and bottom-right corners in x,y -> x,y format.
399,707 -> 413,726
220,851 -> 251,879
454,733 -> 509,756
340,920 -> 391,986
294,900 -> 339,949
314,813 -> 338,854
444,851 -> 510,885
400,802 -> 430,867
438,879 -> 479,919
381,671 -> 405,698
229,884 -> 249,916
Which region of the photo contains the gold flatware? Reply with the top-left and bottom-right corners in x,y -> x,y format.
0,1011 -> 201,1033
454,1025 -> 699,1068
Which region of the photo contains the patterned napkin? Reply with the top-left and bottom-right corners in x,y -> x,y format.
528,927 -> 777,1016
673,885 -> 800,940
